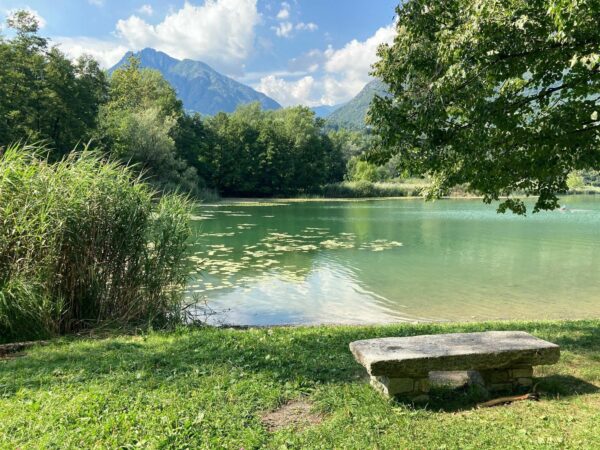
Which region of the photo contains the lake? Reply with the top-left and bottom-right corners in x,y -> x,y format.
186,196 -> 600,325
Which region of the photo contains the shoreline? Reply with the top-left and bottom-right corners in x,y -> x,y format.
3,317 -> 598,348
203,190 -> 599,205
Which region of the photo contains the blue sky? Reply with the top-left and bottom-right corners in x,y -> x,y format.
1,0 -> 399,106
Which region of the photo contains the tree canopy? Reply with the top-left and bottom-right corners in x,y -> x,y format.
0,12 -> 107,158
202,104 -> 344,196
370,0 -> 600,213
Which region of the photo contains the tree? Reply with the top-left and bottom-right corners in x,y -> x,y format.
370,0 -> 600,213
174,113 -> 214,182
0,11 -> 107,157
98,57 -> 202,195
346,157 -> 382,182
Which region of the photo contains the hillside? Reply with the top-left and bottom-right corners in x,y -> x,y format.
326,79 -> 389,130
310,104 -> 344,118
109,48 -> 281,115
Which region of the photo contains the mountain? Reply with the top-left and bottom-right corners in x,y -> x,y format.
310,104 -> 344,118
326,79 -> 390,130
109,48 -> 281,115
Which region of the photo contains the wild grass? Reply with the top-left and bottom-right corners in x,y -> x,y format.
568,186 -> 600,195
0,144 -> 192,343
320,180 -> 427,198
0,319 -> 598,448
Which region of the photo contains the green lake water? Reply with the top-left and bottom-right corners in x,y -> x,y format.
186,196 -> 600,325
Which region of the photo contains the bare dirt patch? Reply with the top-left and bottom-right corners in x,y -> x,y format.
261,399 -> 323,432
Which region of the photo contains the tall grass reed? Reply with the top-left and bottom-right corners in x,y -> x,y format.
0,144 -> 192,343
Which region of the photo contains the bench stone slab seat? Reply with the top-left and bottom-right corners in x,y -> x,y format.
349,331 -> 560,401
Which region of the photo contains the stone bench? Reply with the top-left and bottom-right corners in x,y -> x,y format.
349,331 -> 560,402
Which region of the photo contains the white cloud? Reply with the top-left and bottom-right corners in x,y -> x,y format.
272,2 -> 317,38
276,2 -> 290,20
256,74 -> 347,107
54,37 -> 128,68
137,4 -> 153,16
324,25 -> 395,83
272,21 -> 293,38
272,21 -> 318,38
257,75 -> 318,107
237,69 -> 311,84
295,22 -> 317,32
115,0 -> 259,73
6,7 -> 46,29
256,24 -> 395,106
88,0 -> 104,6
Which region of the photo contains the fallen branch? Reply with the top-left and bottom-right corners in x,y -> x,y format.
478,392 -> 540,408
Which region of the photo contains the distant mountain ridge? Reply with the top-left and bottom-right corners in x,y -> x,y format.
310,104 -> 344,118
109,48 -> 281,115
326,79 -> 390,130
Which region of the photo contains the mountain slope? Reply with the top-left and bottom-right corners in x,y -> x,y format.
326,79 -> 389,130
310,104 -> 344,118
109,48 -> 281,115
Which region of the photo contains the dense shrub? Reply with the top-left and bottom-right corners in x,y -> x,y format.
0,144 -> 191,342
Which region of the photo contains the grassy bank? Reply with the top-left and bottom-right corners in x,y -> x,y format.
1,320 -> 599,448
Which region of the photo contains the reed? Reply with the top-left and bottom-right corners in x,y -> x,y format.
0,144 -> 191,342
320,180 -> 425,198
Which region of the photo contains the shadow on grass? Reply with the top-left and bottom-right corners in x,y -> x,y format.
391,374 -> 600,413
1,320 -> 598,407
536,374 -> 599,397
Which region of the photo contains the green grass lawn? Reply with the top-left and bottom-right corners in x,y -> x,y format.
1,320 -> 599,449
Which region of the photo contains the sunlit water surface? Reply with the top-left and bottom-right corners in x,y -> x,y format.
185,197 -> 600,325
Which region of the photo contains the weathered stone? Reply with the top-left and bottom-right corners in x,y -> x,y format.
370,376 -> 414,396
349,331 -> 560,377
510,367 -> 534,378
429,370 -> 485,388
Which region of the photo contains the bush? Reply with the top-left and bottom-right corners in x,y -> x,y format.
0,144 -> 191,343
567,172 -> 586,190
346,158 -> 383,182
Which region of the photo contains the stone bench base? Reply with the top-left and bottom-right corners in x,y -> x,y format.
479,365 -> 533,392
371,365 -> 534,402
371,375 -> 431,402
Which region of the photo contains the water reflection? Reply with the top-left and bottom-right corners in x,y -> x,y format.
203,259 -> 418,326
187,197 -> 600,325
